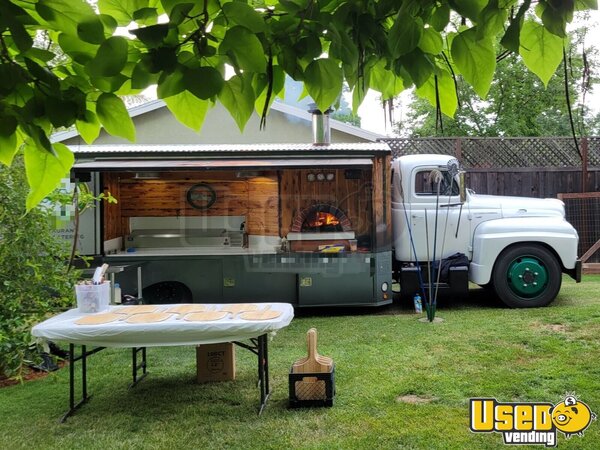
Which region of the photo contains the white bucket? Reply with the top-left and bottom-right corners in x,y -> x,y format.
75,281 -> 110,313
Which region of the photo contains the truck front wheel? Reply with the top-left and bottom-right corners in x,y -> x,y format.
492,244 -> 562,308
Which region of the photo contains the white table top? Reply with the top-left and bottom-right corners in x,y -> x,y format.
32,303 -> 294,348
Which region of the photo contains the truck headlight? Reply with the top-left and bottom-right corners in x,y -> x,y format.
381,282 -> 389,292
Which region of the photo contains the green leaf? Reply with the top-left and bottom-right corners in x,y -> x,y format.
99,14 -> 118,35
133,7 -> 158,24
419,27 -> 443,54
370,61 -> 404,99
23,47 -> 56,63
448,0 -> 488,21
429,4 -> 450,31
218,75 -> 255,131
0,1 -> 33,51
416,69 -> 458,117
157,67 -> 186,98
77,16 -> 106,44
451,27 -> 496,98
389,13 -> 423,58
90,74 -> 128,93
399,49 -> 435,88
0,117 -> 18,166
164,90 -> 210,132
222,2 -> 266,33
24,57 -> 59,91
87,36 -> 129,77
76,110 -> 101,144
98,0 -> 148,26
519,20 -> 564,87
131,60 -> 160,89
183,67 -> 224,100
254,65 -> 285,115
304,59 -> 343,113
575,0 -> 598,10
329,23 -> 359,67
45,97 -> 77,128
537,1 -> 573,38
220,26 -> 267,73
24,141 -> 74,212
130,24 -> 170,48
96,93 -> 136,141
478,1 -> 509,37
36,0 -> 97,36
58,33 -> 98,65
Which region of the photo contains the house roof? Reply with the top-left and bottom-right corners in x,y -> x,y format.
51,99 -> 384,143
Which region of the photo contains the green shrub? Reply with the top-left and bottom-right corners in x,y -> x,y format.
0,156 -> 80,380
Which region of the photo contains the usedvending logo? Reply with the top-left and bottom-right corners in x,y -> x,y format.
470,395 -> 596,447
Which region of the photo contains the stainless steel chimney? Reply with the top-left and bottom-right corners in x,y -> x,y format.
308,104 -> 332,145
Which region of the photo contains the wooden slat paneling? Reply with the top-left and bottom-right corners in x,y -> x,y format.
247,178 -> 279,236
102,173 -> 121,240
107,171 -> 281,240
119,179 -> 249,217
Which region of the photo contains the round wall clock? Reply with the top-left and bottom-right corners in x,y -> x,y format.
186,183 -> 217,210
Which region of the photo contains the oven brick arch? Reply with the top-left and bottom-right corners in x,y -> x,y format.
290,203 -> 353,232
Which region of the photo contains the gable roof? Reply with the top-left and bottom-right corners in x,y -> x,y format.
51,99 -> 383,143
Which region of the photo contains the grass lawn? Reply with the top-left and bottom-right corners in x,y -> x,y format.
1,275 -> 599,449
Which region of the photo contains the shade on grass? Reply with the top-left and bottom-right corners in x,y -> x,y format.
0,276 -> 599,449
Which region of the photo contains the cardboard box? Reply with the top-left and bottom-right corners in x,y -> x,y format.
196,343 -> 235,383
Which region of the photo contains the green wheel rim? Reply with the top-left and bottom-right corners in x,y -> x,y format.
507,257 -> 549,297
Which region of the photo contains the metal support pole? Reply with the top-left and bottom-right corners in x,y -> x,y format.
137,266 -> 143,300
68,343 -> 75,411
82,345 -> 88,399
257,334 -> 270,415
129,347 -> 148,389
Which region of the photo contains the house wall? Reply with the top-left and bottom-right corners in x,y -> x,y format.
63,103 -> 371,146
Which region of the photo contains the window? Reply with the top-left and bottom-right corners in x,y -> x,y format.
414,169 -> 459,196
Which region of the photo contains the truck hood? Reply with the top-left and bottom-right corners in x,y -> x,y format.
469,193 -> 565,218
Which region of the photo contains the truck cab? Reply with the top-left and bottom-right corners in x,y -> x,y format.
391,154 -> 581,307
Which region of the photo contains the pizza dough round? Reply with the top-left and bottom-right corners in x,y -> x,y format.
164,304 -> 207,315
183,311 -> 228,322
75,313 -> 124,325
239,310 -> 282,321
125,312 -> 173,324
219,304 -> 259,315
112,305 -> 158,315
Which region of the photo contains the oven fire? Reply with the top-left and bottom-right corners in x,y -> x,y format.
303,211 -> 341,232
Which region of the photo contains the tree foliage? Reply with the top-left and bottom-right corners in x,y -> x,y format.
0,0 -> 597,205
397,24 -> 600,137
0,156 -> 79,379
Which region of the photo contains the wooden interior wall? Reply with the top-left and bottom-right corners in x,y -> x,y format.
279,168 -> 373,237
246,178 -> 279,235
104,171 -> 279,241
102,172 -> 122,241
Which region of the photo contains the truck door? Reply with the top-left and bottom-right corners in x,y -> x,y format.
408,167 -> 470,261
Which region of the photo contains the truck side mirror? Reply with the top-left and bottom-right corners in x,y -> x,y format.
459,172 -> 466,203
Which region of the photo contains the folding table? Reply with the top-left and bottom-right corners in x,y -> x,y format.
32,303 -> 294,421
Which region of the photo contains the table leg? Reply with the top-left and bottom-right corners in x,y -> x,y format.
234,336 -> 271,415
257,334 -> 270,415
60,345 -> 105,423
129,347 -> 148,389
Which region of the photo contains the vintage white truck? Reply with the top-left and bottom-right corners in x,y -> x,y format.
391,154 -> 581,308
69,136 -> 580,308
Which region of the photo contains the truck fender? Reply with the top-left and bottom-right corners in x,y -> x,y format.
469,216 -> 579,285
